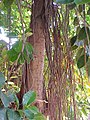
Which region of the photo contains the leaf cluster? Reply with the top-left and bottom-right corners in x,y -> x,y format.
0,72 -> 46,120
56,0 -> 90,5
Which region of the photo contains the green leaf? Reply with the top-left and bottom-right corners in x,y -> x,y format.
24,108 -> 34,119
71,45 -> 78,50
23,48 -> 28,61
78,27 -> 90,41
7,48 -> 19,62
0,72 -> 6,88
56,0 -> 74,4
8,93 -> 15,102
1,92 -> 10,107
7,109 -> 21,120
23,91 -> 36,106
7,32 -> 17,38
11,41 -> 33,64
18,53 -> 25,64
76,26 -> 81,35
18,110 -> 23,118
34,113 -> 46,120
81,107 -> 87,116
14,94 -> 19,109
24,42 -> 33,63
12,41 -> 22,53
7,41 -> 22,62
76,47 -> 84,61
3,0 -> 14,9
29,106 -> 39,114
25,42 -> 33,56
87,8 -> 90,15
0,108 -> 7,120
74,0 -> 90,5
7,93 -> 19,108
70,35 -> 77,46
77,54 -> 88,68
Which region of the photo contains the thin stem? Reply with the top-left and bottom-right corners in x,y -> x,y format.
16,0 -> 26,53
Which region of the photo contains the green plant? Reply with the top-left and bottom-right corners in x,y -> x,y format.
56,0 -> 90,4
0,72 -> 46,120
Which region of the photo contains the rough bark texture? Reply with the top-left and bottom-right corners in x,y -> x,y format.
18,1 -> 80,119
30,0 -> 45,112
19,0 -> 45,111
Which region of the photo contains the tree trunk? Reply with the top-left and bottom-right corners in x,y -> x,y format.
19,0 -> 45,111
30,9 -> 45,111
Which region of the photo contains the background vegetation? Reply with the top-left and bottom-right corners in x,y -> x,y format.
0,0 -> 90,120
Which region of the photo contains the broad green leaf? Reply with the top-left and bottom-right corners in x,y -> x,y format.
25,28 -> 32,33
7,48 -> 19,62
7,32 -> 17,38
25,28 -> 33,37
3,0 -> 14,9
18,110 -> 23,118
1,48 -> 7,58
14,94 -> 19,109
12,41 -> 22,53
74,0 -> 90,5
0,1 -> 4,10
76,47 -> 84,61
1,92 -> 10,107
23,91 -> 36,106
23,49 -> 28,61
24,109 -> 34,119
56,0 -> 74,4
24,42 -> 33,63
77,54 -> 88,68
34,113 -> 46,120
70,35 -> 77,46
25,42 -> 33,56
29,106 -> 39,114
0,108 -> 7,120
8,93 -> 15,102
71,45 -> 78,50
7,93 -> 19,107
81,107 -> 87,116
18,42 -> 33,64
78,84 -> 83,89
7,109 -> 21,120
76,26 -> 81,35
78,27 -> 90,41
18,53 -> 25,64
0,72 -> 6,88
17,42 -> 33,64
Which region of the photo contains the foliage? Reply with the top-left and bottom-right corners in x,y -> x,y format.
0,72 -> 46,120
7,40 -> 33,63
0,0 -> 90,119
56,0 -> 90,4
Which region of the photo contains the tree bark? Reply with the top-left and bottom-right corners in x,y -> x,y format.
31,12 -> 45,111
19,0 -> 45,111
